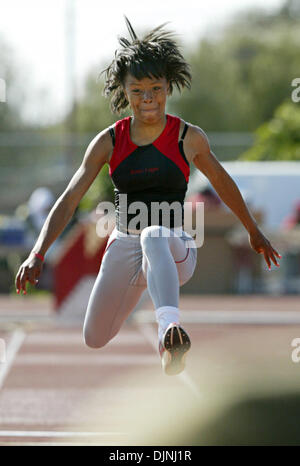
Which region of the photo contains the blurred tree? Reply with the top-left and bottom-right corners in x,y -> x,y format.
0,36 -> 26,130
278,0 -> 300,19
239,100 -> 300,161
52,0 -> 300,212
71,68 -> 120,211
168,1 -> 300,132
75,71 -> 117,133
36,68 -> 121,214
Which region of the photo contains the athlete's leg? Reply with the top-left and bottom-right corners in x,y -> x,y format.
140,225 -> 197,375
83,233 -> 146,348
140,225 -> 197,309
140,225 -> 197,338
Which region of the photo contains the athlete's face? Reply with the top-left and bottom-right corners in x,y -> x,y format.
123,74 -> 170,123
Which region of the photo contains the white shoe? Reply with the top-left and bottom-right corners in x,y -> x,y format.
159,323 -> 191,376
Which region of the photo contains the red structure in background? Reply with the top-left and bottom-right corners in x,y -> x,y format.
52,221 -> 109,310
282,200 -> 300,230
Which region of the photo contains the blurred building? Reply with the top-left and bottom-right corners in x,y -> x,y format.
184,161 -> 300,295
188,161 -> 300,229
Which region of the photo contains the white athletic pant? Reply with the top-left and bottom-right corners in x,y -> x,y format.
83,225 -> 197,348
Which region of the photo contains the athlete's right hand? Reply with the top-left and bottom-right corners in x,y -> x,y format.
15,253 -> 44,295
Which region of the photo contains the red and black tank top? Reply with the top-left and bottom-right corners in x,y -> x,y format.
108,114 -> 190,233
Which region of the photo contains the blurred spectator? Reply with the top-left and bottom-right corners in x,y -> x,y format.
25,187 -> 55,247
27,187 -> 55,234
24,186 -> 79,247
12,187 -> 80,294
281,200 -> 300,294
25,187 -> 56,291
282,200 -> 300,230
187,186 -> 222,211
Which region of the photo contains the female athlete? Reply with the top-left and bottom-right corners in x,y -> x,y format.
15,18 -> 281,375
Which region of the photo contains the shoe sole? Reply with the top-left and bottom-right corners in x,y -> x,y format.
163,325 -> 191,376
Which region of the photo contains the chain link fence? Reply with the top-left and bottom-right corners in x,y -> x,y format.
0,131 -> 254,214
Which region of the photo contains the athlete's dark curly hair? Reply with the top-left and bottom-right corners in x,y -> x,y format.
101,17 -> 192,114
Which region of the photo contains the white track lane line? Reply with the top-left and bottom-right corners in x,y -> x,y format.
26,331 -> 146,345
135,310 -> 300,325
139,323 -> 202,400
0,442 -> 122,446
13,353 -> 158,365
0,329 -> 26,390
0,431 -> 126,438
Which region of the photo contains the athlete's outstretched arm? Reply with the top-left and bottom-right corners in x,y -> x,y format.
15,128 -> 113,294
185,124 -> 281,269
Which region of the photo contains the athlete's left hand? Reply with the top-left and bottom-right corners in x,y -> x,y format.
249,228 -> 282,270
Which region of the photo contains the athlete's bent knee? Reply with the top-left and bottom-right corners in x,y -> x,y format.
140,226 -> 169,255
83,329 -> 109,349
141,225 -> 168,241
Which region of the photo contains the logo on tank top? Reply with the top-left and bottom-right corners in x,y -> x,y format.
130,167 -> 159,175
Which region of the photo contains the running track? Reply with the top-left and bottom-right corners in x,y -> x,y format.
0,294 -> 300,445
